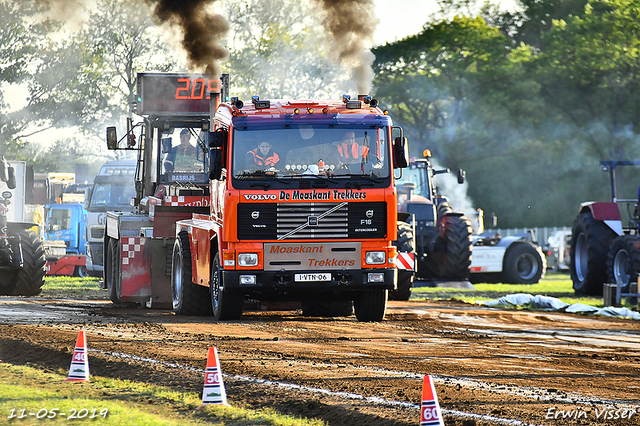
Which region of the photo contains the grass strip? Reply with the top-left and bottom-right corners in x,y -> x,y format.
0,363 -> 325,426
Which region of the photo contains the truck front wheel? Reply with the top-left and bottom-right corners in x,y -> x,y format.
211,253 -> 244,320
11,230 -> 46,296
171,232 -> 212,316
105,238 -> 121,303
354,289 -> 387,322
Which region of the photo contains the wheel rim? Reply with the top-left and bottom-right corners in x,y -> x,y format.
171,247 -> 182,310
516,253 -> 538,281
78,266 -> 89,278
575,233 -> 587,282
613,248 -> 630,286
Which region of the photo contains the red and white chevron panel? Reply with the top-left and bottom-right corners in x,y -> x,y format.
397,252 -> 415,271
164,196 -> 210,207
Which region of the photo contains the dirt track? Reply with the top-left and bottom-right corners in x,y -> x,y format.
1,297 -> 640,425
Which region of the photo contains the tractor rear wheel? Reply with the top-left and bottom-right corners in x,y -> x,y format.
428,214 -> 473,279
11,230 -> 46,296
607,235 -> 640,291
571,212 -> 617,295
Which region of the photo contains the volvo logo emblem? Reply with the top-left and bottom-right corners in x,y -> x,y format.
366,209 -> 374,218
251,211 -> 260,220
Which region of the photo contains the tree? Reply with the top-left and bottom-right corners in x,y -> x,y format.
533,0 -> 640,160
223,0 -> 343,99
0,0 -> 56,158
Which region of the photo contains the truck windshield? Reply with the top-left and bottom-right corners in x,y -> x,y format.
48,208 -> 71,232
90,183 -> 136,208
232,126 -> 390,180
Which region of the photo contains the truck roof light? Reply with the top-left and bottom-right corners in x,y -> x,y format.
293,108 -> 300,115
345,100 -> 361,109
230,97 -> 243,109
423,149 -> 432,158
383,110 -> 389,115
251,95 -> 270,109
342,94 -> 350,103
370,98 -> 378,107
322,107 -> 329,114
307,107 -> 314,114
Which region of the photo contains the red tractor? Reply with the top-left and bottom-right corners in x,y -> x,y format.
570,160 -> 640,296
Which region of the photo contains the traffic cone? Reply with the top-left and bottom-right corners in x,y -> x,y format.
65,331 -> 89,382
420,375 -> 444,426
199,347 -> 228,407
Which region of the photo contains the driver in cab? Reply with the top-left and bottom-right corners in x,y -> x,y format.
246,141 -> 279,168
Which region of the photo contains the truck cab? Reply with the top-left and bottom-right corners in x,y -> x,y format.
84,159 -> 136,277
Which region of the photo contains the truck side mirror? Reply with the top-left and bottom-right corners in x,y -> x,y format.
6,166 -> 16,190
0,156 -> 8,182
457,169 -> 466,184
209,149 -> 223,180
106,127 -> 118,150
83,187 -> 91,210
393,137 -> 409,169
209,130 -> 226,148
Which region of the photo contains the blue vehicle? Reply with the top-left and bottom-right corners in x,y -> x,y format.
43,203 -> 88,277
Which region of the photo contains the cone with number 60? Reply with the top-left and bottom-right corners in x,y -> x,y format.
199,346 -> 228,407
420,375 -> 444,426
65,331 -> 89,382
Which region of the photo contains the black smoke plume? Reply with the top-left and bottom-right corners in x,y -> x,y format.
315,0 -> 378,94
150,0 -> 229,78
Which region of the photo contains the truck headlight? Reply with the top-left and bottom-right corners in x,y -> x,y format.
238,253 -> 258,267
365,251 -> 385,265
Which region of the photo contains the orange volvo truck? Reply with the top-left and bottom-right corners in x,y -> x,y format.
106,73 -> 409,321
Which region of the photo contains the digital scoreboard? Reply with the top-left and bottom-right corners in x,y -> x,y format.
136,73 -> 230,115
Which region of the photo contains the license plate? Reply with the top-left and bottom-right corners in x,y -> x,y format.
295,273 -> 331,282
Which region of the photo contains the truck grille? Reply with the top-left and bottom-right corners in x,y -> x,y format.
237,202 -> 387,240
90,226 -> 105,239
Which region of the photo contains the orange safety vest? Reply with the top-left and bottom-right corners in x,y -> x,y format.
337,142 -> 369,160
248,149 -> 280,166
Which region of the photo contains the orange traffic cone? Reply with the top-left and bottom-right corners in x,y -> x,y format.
199,347 -> 228,407
65,331 -> 90,382
420,375 -> 444,426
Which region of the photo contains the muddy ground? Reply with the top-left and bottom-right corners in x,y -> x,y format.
1,297 -> 640,426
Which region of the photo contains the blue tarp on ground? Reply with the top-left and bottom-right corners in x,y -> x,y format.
478,293 -> 640,320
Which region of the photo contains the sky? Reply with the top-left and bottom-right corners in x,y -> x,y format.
372,0 -> 438,46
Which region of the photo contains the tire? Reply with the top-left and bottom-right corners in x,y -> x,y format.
501,242 -> 546,284
11,230 -> 46,296
427,214 -> 473,279
302,300 -> 353,317
391,221 -> 414,301
211,253 -> 244,320
607,235 -> 640,291
105,237 -> 121,303
171,232 -> 212,316
571,212 -> 617,295
75,265 -> 89,278
354,289 -> 387,322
